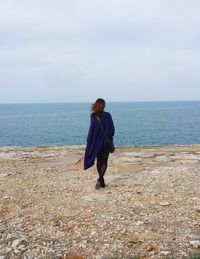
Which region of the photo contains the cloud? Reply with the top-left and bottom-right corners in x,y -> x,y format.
0,0 -> 200,102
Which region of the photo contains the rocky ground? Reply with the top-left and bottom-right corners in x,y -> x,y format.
0,145 -> 200,259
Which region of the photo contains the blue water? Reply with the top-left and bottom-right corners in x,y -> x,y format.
0,102 -> 200,147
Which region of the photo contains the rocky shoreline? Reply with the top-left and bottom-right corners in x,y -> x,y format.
0,145 -> 200,259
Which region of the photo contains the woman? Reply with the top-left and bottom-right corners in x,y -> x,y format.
84,98 -> 115,190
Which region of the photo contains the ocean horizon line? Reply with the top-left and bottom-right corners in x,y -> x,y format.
0,99 -> 200,105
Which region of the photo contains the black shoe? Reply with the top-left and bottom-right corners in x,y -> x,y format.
95,180 -> 101,190
99,177 -> 105,188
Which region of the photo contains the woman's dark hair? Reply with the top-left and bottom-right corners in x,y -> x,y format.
92,98 -> 106,114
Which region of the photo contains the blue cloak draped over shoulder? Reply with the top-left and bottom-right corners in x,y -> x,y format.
84,111 -> 115,170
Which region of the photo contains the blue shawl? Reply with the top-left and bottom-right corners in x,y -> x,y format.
84,111 -> 115,170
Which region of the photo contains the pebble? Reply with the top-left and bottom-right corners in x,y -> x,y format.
160,251 -> 171,256
5,247 -> 13,253
18,244 -> 27,251
0,173 -> 11,177
80,244 -> 86,249
91,230 -> 96,236
135,221 -> 144,226
2,195 -> 10,199
146,244 -> 158,252
14,249 -> 20,254
11,238 -> 26,249
120,229 -> 126,235
160,202 -> 170,206
189,240 -> 200,248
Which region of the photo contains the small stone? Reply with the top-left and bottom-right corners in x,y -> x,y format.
80,243 -> 86,249
2,195 -> 10,199
6,233 -> 13,239
6,247 -> 13,253
160,251 -> 171,256
91,230 -> 96,236
146,244 -> 158,252
189,240 -> 200,248
18,244 -> 27,251
11,238 -> 26,249
120,229 -> 126,235
0,173 -> 11,177
135,221 -> 144,226
0,256 -> 5,259
160,202 -> 170,206
128,239 -> 142,245
14,249 -> 20,254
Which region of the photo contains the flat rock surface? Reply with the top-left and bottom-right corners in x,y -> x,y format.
0,145 -> 200,258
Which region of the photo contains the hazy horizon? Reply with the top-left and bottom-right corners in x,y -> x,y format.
1,99 -> 200,105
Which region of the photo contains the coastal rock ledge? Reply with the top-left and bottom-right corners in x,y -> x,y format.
0,145 -> 200,259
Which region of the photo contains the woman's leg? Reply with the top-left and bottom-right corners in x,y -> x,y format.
96,144 -> 110,187
96,156 -> 102,177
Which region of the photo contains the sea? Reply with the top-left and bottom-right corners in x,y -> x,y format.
0,101 -> 200,147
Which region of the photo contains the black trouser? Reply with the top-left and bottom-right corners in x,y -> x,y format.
96,143 -> 110,178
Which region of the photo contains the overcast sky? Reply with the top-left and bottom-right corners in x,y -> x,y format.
0,0 -> 200,103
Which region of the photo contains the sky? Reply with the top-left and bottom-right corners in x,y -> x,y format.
0,0 -> 200,103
